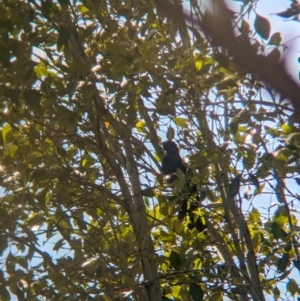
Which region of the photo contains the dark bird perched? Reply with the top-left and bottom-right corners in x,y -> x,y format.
162,140 -> 186,177
161,140 -> 206,231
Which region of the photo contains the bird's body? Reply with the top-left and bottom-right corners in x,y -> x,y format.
161,140 -> 206,231
161,141 -> 186,175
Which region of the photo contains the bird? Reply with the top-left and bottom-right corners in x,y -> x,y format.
161,140 -> 186,175
161,140 -> 206,231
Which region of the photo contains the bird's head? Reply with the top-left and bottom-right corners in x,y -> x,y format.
162,140 -> 179,153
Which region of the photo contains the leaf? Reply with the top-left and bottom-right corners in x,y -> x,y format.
284,243 -> 292,252
254,14 -> 271,40
249,208 -> 260,223
2,124 -> 13,146
274,215 -> 288,228
4,87 -> 20,105
189,283 -> 204,301
281,123 -> 291,134
0,235 -> 8,260
29,169 -> 48,181
173,117 -> 189,128
273,286 -> 280,300
160,230 -> 176,243
169,251 -> 181,270
0,286 -> 10,300
239,19 -> 250,36
286,279 -> 298,296
195,216 -> 206,232
0,46 -> 10,68
274,206 -> 288,227
135,120 -> 146,133
275,8 -> 299,19
208,291 -> 222,301
267,48 -> 280,63
271,222 -> 281,240
277,253 -> 289,272
195,59 -> 203,70
268,32 -> 282,46
141,188 -> 154,197
293,260 -> 300,272
9,144 -> 19,158
34,62 -> 48,78
57,27 -> 71,50
166,126 -> 175,140
228,175 -> 240,198
23,89 -> 43,113
251,231 -> 260,250
213,53 -> 229,69
249,173 -> 260,189
243,149 -> 256,170
229,120 -> 238,134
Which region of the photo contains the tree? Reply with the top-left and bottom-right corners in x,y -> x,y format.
0,0 -> 300,300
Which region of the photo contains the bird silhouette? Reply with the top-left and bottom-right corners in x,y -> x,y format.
161,140 -> 206,231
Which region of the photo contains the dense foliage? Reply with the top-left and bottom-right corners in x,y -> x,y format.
0,0 -> 300,300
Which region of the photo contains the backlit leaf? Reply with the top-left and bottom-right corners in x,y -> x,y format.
169,251 -> 182,270
229,175 -> 240,198
190,283 -> 204,301
2,124 -> 13,146
254,14 -> 271,40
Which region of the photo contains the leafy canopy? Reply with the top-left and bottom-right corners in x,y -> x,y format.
0,0 -> 300,300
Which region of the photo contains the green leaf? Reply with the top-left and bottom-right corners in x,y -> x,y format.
189,283 -> 204,301
243,149 -> 256,170
293,260 -> 300,272
286,279 -> 298,296
271,222 -> 281,240
23,89 -> 43,113
9,144 -> 19,158
140,188 -> 154,197
169,251 -> 182,270
254,14 -> 271,40
251,231 -> 260,249
274,215 -> 288,228
0,234 -> 8,257
274,206 -> 288,227
208,291 -> 222,301
2,124 -> 13,146
173,117 -> 189,128
34,62 -> 48,78
228,175 -> 240,198
195,59 -> 203,70
29,169 -> 48,181
249,173 -> 260,189
160,230 -> 176,243
4,87 -> 20,105
135,120 -> 146,133
0,46 -> 10,68
0,286 -> 10,300
57,27 -> 71,50
249,208 -> 260,223
277,253 -> 289,272
229,120 -> 238,134
53,238 -> 65,252
273,286 -> 280,300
